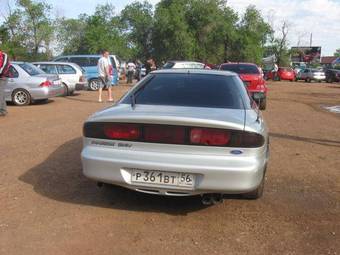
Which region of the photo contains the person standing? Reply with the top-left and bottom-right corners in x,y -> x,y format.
126,60 -> 136,84
97,50 -> 113,103
0,50 -> 10,117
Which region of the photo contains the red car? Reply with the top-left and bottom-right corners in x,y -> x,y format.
266,67 -> 295,81
219,63 -> 268,110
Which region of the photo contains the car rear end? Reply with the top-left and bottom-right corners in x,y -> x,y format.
29,74 -> 64,100
73,64 -> 88,91
279,67 -> 295,81
220,63 -> 268,110
311,69 -> 326,82
81,70 -> 269,197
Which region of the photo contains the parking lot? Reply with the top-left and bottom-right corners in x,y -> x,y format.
1,81 -> 339,255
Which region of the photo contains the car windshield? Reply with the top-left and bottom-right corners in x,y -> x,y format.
281,68 -> 293,72
19,63 -> 45,76
220,64 -> 260,74
123,73 -> 250,109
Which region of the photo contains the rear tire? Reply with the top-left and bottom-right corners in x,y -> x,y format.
12,89 -> 31,106
306,78 -> 312,83
259,98 -> 267,110
89,79 -> 101,91
326,77 -> 333,83
62,83 -> 69,96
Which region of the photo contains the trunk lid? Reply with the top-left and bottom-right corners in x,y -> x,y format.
89,104 -> 246,131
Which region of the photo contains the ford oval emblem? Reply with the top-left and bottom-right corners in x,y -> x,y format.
230,150 -> 243,155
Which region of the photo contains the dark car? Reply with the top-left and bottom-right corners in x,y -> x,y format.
325,69 -> 340,83
219,63 -> 268,110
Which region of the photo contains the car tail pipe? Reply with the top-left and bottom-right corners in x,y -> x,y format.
201,193 -> 223,205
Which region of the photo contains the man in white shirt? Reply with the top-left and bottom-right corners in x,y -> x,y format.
126,60 -> 136,84
97,50 -> 113,102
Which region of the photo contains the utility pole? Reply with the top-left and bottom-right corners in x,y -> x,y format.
310,33 -> 313,47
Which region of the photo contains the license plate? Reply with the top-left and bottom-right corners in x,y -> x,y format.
131,169 -> 195,188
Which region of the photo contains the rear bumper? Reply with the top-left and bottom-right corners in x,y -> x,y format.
76,82 -> 87,91
312,76 -> 326,81
81,140 -> 269,196
29,86 -> 64,100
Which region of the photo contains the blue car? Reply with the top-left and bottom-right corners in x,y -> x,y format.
54,55 -> 121,91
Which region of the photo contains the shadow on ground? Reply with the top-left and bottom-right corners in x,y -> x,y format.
19,137 -> 211,215
270,132 -> 340,148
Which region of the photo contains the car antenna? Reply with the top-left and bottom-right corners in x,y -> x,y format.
130,93 -> 136,110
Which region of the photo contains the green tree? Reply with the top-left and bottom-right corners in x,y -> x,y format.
0,0 -> 53,60
121,1 -> 154,60
152,0 -> 195,63
334,48 -> 340,57
236,5 -> 272,64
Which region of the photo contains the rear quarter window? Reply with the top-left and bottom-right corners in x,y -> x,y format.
57,65 -> 76,74
123,73 -> 250,109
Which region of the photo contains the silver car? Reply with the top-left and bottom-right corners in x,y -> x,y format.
33,62 -> 87,96
163,61 -> 208,69
4,62 -> 63,106
296,68 -> 326,82
81,69 -> 269,203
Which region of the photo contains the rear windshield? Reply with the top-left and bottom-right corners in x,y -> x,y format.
220,64 -> 260,74
123,73 -> 250,109
19,63 -> 45,76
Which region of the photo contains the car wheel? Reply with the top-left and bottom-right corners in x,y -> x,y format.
306,78 -> 312,83
326,77 -> 333,83
62,83 -> 69,96
259,98 -> 267,110
12,89 -> 31,106
89,79 -> 101,91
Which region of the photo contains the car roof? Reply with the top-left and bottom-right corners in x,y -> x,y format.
11,61 -> 25,64
220,62 -> 258,66
151,68 -> 236,76
167,60 -> 204,64
55,54 -> 117,58
33,61 -> 75,65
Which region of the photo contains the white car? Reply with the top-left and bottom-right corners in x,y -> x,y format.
33,62 -> 87,96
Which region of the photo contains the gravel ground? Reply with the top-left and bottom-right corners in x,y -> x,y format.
0,81 -> 339,255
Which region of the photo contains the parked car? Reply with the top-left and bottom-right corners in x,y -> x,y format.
219,63 -> 268,110
325,69 -> 340,83
54,55 -> 120,91
265,67 -> 295,81
33,62 -> 87,96
296,68 -> 326,82
4,62 -> 63,106
163,61 -> 208,69
81,69 -> 269,203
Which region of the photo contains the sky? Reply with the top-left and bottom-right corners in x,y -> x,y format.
1,0 -> 339,56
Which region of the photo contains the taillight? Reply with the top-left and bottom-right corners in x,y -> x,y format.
103,123 -> 140,140
83,123 -> 265,148
190,128 -> 230,146
40,80 -> 52,87
144,125 -> 185,144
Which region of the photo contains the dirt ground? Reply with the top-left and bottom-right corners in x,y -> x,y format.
0,81 -> 339,255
